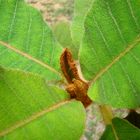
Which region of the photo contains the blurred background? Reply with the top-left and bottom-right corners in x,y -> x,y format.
26,0 -> 74,25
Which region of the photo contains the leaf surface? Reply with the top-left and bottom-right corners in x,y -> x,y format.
0,67 -> 86,140
0,0 -> 62,80
79,0 -> 140,107
52,21 -> 77,58
71,0 -> 94,49
100,118 -> 140,140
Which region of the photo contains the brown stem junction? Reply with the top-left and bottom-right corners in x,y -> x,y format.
60,48 -> 92,107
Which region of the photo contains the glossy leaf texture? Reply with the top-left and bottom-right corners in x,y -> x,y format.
0,67 -> 86,140
71,0 -> 94,51
100,118 -> 140,140
0,0 -> 62,80
79,0 -> 140,108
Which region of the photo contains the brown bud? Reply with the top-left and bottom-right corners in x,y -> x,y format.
60,48 -> 92,107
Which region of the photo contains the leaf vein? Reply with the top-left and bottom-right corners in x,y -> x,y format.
0,40 -> 61,77
8,0 -> 19,41
0,100 -> 71,137
91,34 -> 140,83
25,9 -> 32,52
126,0 -> 140,30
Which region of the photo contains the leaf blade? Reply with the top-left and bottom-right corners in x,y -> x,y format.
71,0 -> 94,49
100,118 -> 140,140
52,21 -> 77,58
0,67 -> 86,139
0,0 -> 62,80
79,0 -> 140,107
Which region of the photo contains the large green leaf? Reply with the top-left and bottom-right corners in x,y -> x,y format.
79,0 -> 140,108
0,67 -> 86,140
0,0 -> 62,80
71,0 -> 94,49
100,118 -> 140,140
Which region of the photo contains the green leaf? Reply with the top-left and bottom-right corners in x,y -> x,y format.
79,0 -> 140,108
0,67 -> 86,140
100,118 -> 140,140
71,0 -> 94,48
0,0 -> 62,80
52,21 -> 77,58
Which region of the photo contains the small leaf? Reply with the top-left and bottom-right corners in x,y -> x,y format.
80,0 -> 140,108
100,118 -> 140,140
52,21 -> 77,58
0,0 -> 62,80
71,0 -> 94,48
0,67 -> 86,140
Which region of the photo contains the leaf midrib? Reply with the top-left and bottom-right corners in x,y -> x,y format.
111,124 -> 119,140
0,40 -> 61,77
0,99 -> 71,137
91,34 -> 140,84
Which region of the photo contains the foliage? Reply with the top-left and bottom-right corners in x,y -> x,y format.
80,0 -> 140,108
0,0 -> 140,140
0,67 -> 85,140
101,118 -> 140,140
52,21 -> 77,58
